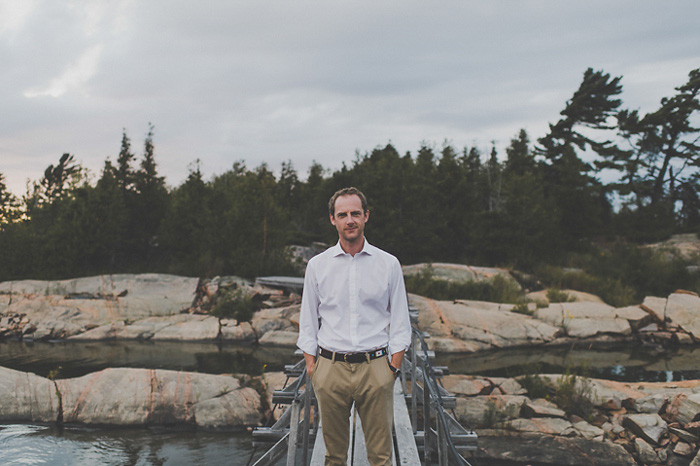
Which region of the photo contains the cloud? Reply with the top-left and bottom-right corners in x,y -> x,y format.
1,0 -> 699,196
0,0 -> 37,36
24,43 -> 104,98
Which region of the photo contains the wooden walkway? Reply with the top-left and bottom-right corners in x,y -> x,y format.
252,329 -> 478,466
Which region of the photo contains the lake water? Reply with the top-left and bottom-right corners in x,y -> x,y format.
0,340 -> 295,466
2,339 -> 700,465
432,342 -> 700,382
0,340 -> 297,380
0,424 -> 257,466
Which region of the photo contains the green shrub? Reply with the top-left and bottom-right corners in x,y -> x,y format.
553,369 -> 595,419
210,288 -> 257,322
537,265 -> 637,307
510,302 -> 533,316
516,365 -> 550,399
404,264 -> 524,303
537,243 -> 700,306
546,288 -> 575,303
482,400 -> 520,428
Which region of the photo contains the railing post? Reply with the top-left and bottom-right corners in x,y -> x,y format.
437,413 -> 448,466
422,357 -> 432,465
287,398 -> 300,466
301,378 -> 312,466
411,331 -> 418,434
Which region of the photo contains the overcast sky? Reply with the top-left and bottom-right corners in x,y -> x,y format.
1,0 -> 699,195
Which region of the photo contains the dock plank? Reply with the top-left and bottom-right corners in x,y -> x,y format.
353,412 -> 370,466
309,421 -> 327,466
393,380 -> 421,466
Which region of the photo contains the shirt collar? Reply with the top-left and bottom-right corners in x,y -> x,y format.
331,238 -> 374,257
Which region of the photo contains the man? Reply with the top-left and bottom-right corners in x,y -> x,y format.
297,187 -> 412,466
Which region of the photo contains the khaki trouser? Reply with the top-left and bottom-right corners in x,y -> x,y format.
311,353 -> 395,466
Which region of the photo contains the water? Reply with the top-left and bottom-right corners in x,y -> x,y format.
0,424 -> 258,466
0,340 -> 295,465
0,340 -> 296,380
3,340 -> 700,464
433,342 -> 700,382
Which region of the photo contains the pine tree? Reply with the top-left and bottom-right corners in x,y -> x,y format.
608,68 -> 700,210
0,173 -> 19,226
116,130 -> 135,193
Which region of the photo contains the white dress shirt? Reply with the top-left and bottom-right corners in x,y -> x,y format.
297,239 -> 412,357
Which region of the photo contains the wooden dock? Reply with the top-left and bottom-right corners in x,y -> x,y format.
252,328 -> 478,466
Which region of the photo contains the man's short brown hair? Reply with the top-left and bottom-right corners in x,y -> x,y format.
328,187 -> 368,217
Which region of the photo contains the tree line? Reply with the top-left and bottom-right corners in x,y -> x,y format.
0,68 -> 698,295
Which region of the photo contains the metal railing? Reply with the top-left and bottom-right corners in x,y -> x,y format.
251,325 -> 477,466
408,327 -> 477,466
251,364 -> 317,466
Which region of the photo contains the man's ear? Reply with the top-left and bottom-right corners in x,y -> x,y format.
365,210 -> 370,222
330,214 -> 336,226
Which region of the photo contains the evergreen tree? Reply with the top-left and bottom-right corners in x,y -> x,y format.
485,144 -> 503,212
537,68 -> 619,243
607,68 -> 700,224
277,160 -> 299,215
87,160 -> 130,271
116,130 -> 136,193
0,173 -> 19,226
501,130 -> 558,267
338,144 -> 412,258
210,162 -> 291,277
134,124 -> 165,193
401,145 -> 441,263
433,144 -> 468,262
295,161 -> 328,243
25,153 -> 83,212
158,162 -> 214,275
132,123 -> 169,266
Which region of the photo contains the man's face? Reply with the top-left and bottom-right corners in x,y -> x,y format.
330,194 -> 369,244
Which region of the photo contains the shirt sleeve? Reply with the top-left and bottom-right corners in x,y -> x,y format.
296,259 -> 321,356
388,257 -> 412,356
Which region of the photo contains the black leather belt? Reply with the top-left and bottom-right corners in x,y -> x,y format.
319,347 -> 388,363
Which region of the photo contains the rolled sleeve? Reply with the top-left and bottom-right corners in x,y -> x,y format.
388,258 -> 412,356
296,261 -> 320,355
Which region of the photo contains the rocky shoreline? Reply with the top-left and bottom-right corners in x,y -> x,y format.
446,373 -> 700,465
4,364 -> 700,465
0,364 -> 277,430
3,272 -> 700,465
0,274 -> 301,345
3,273 -> 699,352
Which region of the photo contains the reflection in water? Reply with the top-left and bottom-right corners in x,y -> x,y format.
433,342 -> 700,382
0,341 -> 292,465
0,340 -> 297,379
3,339 -> 700,464
3,338 -> 700,382
0,424 -> 258,466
